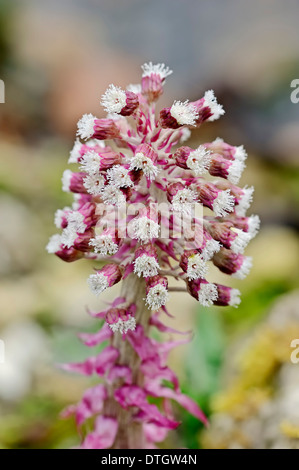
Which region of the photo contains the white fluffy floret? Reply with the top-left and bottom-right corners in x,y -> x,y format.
46,234 -> 62,253
171,188 -> 197,215
145,284 -> 169,310
108,317 -> 136,335
234,145 -> 247,162
235,186 -> 254,216
134,254 -> 160,278
76,113 -> 97,140
54,207 -> 70,228
79,150 -> 101,175
83,173 -> 105,195
68,139 -> 82,163
187,254 -> 208,280
101,84 -> 127,114
201,239 -> 221,261
197,283 -> 218,307
247,215 -> 260,239
227,160 -> 245,185
62,169 -> 72,192
87,272 -> 109,296
204,90 -> 225,121
132,216 -> 160,243
229,288 -> 241,307
126,83 -> 142,94
213,189 -> 235,217
232,256 -> 252,280
61,211 -> 87,248
170,100 -> 198,126
187,146 -> 211,176
106,165 -> 133,188
141,62 -> 173,80
230,228 -> 251,254
129,153 -> 158,180
89,235 -> 119,256
101,185 -> 126,207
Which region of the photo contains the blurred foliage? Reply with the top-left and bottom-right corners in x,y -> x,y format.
0,0 -> 14,71
200,291 -> 299,449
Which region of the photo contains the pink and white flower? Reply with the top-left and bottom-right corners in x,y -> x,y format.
101,84 -> 139,116
87,264 -> 123,296
47,62 -> 258,449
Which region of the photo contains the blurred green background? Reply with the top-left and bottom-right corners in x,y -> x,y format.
0,0 -> 299,449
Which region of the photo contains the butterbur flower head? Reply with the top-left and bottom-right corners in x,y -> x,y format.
167,182 -> 197,215
213,247 -> 252,279
206,137 -> 247,162
134,243 -> 160,278
235,185 -> 255,216
89,229 -> 120,256
101,84 -> 139,116
209,154 -> 245,185
206,220 -> 251,254
83,173 -> 105,196
60,211 -> 87,248
76,113 -> 98,140
246,214 -> 261,238
214,284 -> 241,307
79,150 -> 101,174
87,264 -> 123,296
145,275 -> 169,310
141,62 -> 172,101
196,182 -> 235,217
189,90 -> 225,126
101,185 -> 126,207
132,206 -> 160,243
46,234 -> 83,262
175,145 -> 211,176
106,307 -> 136,334
201,234 -> 221,261
77,115 -> 120,141
160,100 -> 198,129
48,62 -> 259,449
79,147 -> 122,175
69,138 -> 83,163
130,143 -> 158,180
187,278 -> 218,307
180,250 -> 208,281
54,207 -> 70,229
106,165 -> 134,189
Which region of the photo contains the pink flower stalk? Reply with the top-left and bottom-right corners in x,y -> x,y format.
47,62 -> 259,449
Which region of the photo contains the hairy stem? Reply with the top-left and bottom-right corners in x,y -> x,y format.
103,274 -> 150,449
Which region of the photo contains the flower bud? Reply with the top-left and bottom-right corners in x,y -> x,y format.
213,247 -> 252,279
141,62 -> 172,102
62,170 -> 88,193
